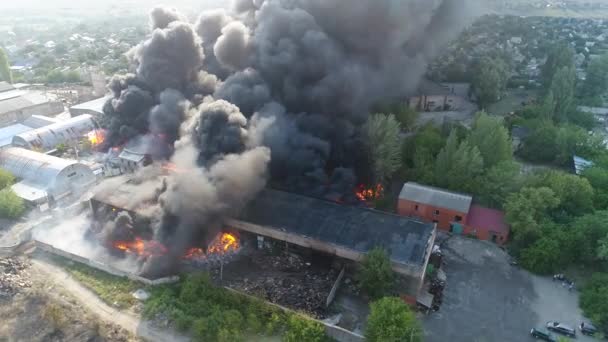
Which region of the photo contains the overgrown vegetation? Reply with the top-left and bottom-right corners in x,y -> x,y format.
365,297 -> 423,342
0,168 -> 24,219
63,261 -> 140,309
357,247 -> 395,300
143,273 -> 330,342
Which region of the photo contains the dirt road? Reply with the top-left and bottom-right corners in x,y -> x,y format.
31,258 -> 189,342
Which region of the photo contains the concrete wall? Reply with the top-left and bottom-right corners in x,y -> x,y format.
33,240 -> 178,286
398,199 -> 468,231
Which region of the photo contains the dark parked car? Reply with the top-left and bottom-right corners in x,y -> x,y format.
530,328 -> 557,341
547,321 -> 576,337
580,322 -> 597,336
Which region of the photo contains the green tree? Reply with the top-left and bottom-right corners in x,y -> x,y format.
0,48 -> 12,83
521,122 -> 559,163
0,189 -> 25,219
0,169 -> 15,190
357,247 -> 395,300
597,234 -> 608,261
365,297 -> 423,342
568,211 -> 608,264
376,103 -> 419,132
583,167 -> 608,210
541,43 -> 575,91
283,315 -> 326,342
549,66 -> 576,122
520,237 -> 561,274
580,273 -> 608,333
505,187 -> 560,246
367,114 -> 403,184
435,137 -> 484,193
472,56 -> 510,108
535,171 -> 594,216
467,111 -> 512,168
477,161 -> 521,209
581,54 -> 608,100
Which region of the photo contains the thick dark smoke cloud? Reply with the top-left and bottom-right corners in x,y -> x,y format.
100,0 -> 477,276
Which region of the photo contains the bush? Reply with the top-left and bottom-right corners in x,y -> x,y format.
283,315 -> 327,342
143,272 -> 307,341
0,189 -> 25,219
580,273 -> 608,334
357,247 -> 395,299
365,297 -> 423,342
0,168 -> 15,190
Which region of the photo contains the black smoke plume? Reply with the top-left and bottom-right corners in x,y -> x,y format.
100,0 -> 477,276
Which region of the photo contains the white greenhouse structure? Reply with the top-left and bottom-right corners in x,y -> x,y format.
0,147 -> 96,205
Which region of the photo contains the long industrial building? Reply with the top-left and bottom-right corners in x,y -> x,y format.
0,147 -> 96,205
90,180 -> 437,297
0,85 -> 64,127
12,114 -> 98,151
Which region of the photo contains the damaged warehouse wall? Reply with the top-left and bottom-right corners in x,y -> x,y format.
90,184 -> 437,297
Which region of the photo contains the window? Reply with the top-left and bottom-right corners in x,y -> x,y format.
434,209 -> 440,216
414,205 -> 419,211
455,215 -> 462,222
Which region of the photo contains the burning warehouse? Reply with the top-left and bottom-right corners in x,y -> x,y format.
89,178 -> 436,297
72,0 -> 474,308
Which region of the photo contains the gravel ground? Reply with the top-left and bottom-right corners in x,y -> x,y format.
423,236 -> 597,342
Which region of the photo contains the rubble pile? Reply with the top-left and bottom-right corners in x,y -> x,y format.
224,253 -> 337,318
0,257 -> 31,300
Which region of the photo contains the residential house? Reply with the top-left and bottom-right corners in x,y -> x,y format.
408,80 -> 472,112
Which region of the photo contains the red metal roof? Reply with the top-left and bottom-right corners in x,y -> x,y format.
467,205 -> 509,234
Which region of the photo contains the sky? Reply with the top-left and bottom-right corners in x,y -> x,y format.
0,0 -> 224,11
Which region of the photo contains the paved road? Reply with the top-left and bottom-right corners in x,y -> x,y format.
31,258 -> 189,342
423,237 -> 596,342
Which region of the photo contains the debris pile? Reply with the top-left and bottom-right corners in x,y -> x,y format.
222,253 -> 337,318
0,257 -> 31,299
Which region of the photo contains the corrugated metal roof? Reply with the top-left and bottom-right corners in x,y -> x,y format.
0,147 -> 78,186
12,114 -> 96,150
0,96 -> 35,115
0,123 -> 34,147
69,96 -> 108,115
399,182 -> 472,213
119,149 -> 146,163
22,115 -> 58,128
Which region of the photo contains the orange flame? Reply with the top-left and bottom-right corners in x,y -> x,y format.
184,233 -> 240,260
355,184 -> 384,201
112,237 -> 168,257
161,162 -> 182,173
87,129 -> 105,146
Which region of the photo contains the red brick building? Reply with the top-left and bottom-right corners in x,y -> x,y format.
398,182 -> 509,245
398,182 -> 472,231
465,205 -> 509,245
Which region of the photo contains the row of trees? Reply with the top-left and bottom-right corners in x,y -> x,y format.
403,112 -> 517,209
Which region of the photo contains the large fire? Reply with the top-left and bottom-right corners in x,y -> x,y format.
87,129 -> 106,146
184,233 -> 240,260
112,237 -> 168,257
112,233 -> 240,260
355,184 -> 384,201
